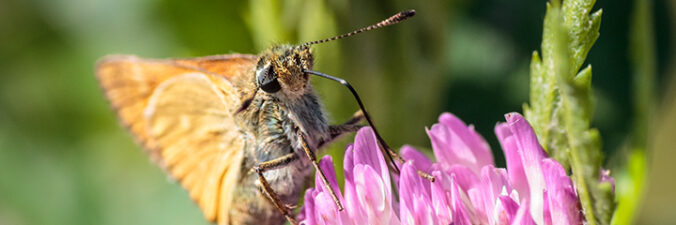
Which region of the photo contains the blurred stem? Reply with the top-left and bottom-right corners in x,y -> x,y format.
630,0 -> 657,148
611,0 -> 655,223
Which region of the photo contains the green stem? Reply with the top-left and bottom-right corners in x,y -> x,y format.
569,143 -> 597,225
550,3 -> 598,222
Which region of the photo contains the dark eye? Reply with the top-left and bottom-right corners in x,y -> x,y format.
258,66 -> 281,93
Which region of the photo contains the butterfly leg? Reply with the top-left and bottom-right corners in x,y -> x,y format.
319,110 -> 434,182
342,109 -> 365,126
317,110 -> 365,149
385,150 -> 436,182
253,153 -> 300,225
330,109 -> 365,136
331,110 -> 435,182
297,131 -> 344,211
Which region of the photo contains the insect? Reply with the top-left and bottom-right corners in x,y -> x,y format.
96,10 -> 427,225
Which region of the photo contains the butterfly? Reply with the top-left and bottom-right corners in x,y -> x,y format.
96,10 -> 426,225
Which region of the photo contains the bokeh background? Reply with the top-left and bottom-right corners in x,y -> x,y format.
1,0 -> 674,224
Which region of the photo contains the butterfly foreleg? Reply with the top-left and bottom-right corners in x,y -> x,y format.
297,131 -> 344,212
322,110 -> 437,183
252,153 -> 300,225
341,109 -> 365,126
317,110 -> 365,148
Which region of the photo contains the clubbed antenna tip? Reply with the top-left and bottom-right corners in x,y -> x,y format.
301,9 -> 417,47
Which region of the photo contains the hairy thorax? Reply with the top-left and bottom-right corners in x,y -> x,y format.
229,89 -> 328,225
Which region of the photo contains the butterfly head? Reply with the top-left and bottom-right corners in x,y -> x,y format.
255,45 -> 314,99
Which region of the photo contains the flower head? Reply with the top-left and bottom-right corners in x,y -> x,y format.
299,112 -> 605,225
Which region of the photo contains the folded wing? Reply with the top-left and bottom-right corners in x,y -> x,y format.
96,54 -> 257,224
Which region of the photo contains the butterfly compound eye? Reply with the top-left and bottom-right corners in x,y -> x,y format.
257,66 -> 281,93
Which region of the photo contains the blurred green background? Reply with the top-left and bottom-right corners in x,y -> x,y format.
1,0 -> 675,224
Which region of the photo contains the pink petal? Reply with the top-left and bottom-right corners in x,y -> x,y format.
497,195 -> 520,223
503,113 -> 547,160
354,164 -> 397,225
440,113 -> 494,168
344,144 -> 355,179
541,159 -> 583,225
438,113 -> 493,159
430,171 -> 452,225
343,146 -> 367,225
352,127 -> 391,195
479,165 -> 513,225
299,188 -> 317,225
511,200 -> 537,225
400,145 -> 433,172
343,187 -> 366,225
399,162 -> 427,208
314,191 -> 349,225
446,165 -> 480,191
399,163 -> 418,211
467,188 -> 490,224
411,194 -> 436,225
427,124 -> 455,165
450,178 -> 476,225
495,122 -> 530,200
354,164 -> 385,214
396,146 -> 433,191
427,113 -> 494,175
504,112 -> 547,224
543,189 -> 552,225
398,163 -> 434,225
316,156 -> 343,201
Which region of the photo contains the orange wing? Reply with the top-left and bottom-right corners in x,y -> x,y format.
96,54 -> 257,225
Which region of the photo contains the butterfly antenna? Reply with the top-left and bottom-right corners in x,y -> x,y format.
301,10 -> 415,47
304,70 -> 400,173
